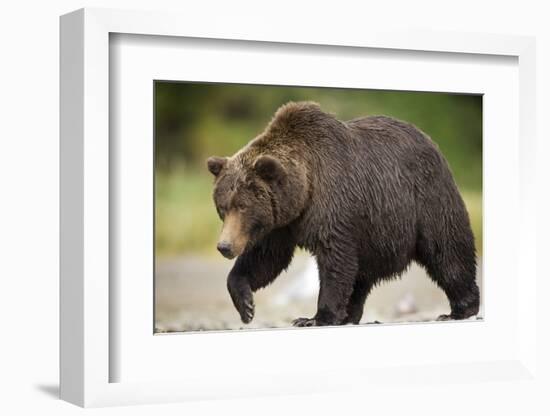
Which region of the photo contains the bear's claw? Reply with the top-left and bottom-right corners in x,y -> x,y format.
292,317 -> 317,327
242,299 -> 255,323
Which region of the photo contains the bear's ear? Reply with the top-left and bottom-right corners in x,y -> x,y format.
206,156 -> 227,177
254,155 -> 286,182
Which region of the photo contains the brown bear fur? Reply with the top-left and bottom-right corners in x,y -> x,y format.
207,101 -> 479,326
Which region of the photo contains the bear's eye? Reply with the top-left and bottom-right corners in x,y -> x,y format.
235,202 -> 246,212
250,221 -> 263,236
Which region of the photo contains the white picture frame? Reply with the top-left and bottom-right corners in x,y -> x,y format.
60,7 -> 538,408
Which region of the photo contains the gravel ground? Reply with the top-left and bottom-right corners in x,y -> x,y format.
155,253 -> 483,333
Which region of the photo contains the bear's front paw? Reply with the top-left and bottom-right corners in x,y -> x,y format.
292,317 -> 317,327
227,276 -> 255,324
238,295 -> 255,324
232,290 -> 254,324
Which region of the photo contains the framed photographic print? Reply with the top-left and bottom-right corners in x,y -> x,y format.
153,82 -> 484,333
60,7 -> 538,408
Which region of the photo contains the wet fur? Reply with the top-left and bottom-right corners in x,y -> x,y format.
211,102 -> 480,326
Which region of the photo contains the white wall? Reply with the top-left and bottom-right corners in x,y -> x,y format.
1,0 -> 548,415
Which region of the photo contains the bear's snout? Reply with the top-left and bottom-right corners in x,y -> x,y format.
217,241 -> 235,259
217,212 -> 248,259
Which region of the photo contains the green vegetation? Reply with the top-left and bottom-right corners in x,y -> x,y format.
155,82 -> 482,256
156,169 -> 220,256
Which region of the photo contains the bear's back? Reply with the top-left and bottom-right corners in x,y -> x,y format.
345,115 -> 450,190
346,115 -> 439,157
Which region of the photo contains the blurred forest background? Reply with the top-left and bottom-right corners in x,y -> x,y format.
155,81 -> 482,258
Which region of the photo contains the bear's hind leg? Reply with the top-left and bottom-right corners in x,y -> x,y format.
436,280 -> 479,321
424,257 -> 480,321
416,219 -> 479,321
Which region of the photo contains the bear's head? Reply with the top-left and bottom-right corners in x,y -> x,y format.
207,153 -> 307,259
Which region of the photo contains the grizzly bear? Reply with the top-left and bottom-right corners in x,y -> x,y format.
207,102 -> 479,326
